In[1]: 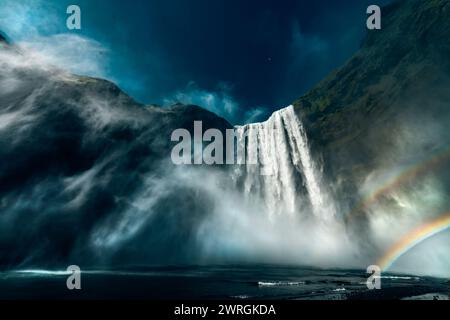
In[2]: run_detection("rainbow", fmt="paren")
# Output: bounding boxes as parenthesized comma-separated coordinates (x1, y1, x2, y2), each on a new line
(377, 214, 450, 271)
(345, 147, 450, 221)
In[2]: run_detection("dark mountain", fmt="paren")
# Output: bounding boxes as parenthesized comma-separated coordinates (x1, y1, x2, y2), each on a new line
(293, 0, 450, 211)
(0, 40, 231, 267)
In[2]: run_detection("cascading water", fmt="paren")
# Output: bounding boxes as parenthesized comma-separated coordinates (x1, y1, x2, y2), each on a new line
(234, 105, 334, 220)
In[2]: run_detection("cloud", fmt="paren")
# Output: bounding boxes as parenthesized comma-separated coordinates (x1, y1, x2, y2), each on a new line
(291, 22, 329, 59)
(285, 22, 332, 87)
(0, 0, 109, 79)
(243, 108, 268, 124)
(17, 34, 109, 78)
(0, 0, 61, 40)
(163, 82, 269, 124)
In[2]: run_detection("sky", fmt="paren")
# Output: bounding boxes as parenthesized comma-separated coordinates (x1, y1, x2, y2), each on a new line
(0, 0, 392, 123)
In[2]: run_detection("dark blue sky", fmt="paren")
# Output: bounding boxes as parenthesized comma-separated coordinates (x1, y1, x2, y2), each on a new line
(1, 0, 392, 123)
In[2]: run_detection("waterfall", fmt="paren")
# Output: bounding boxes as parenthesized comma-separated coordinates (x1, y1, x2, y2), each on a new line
(234, 105, 333, 219)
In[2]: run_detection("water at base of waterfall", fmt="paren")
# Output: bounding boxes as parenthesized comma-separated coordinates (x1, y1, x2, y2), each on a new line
(1, 265, 448, 300)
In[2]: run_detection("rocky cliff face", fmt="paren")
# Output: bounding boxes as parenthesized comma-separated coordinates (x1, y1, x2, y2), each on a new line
(293, 0, 450, 212)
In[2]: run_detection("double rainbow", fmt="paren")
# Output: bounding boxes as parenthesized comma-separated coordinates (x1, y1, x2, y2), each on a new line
(344, 147, 450, 270)
(346, 147, 450, 221)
